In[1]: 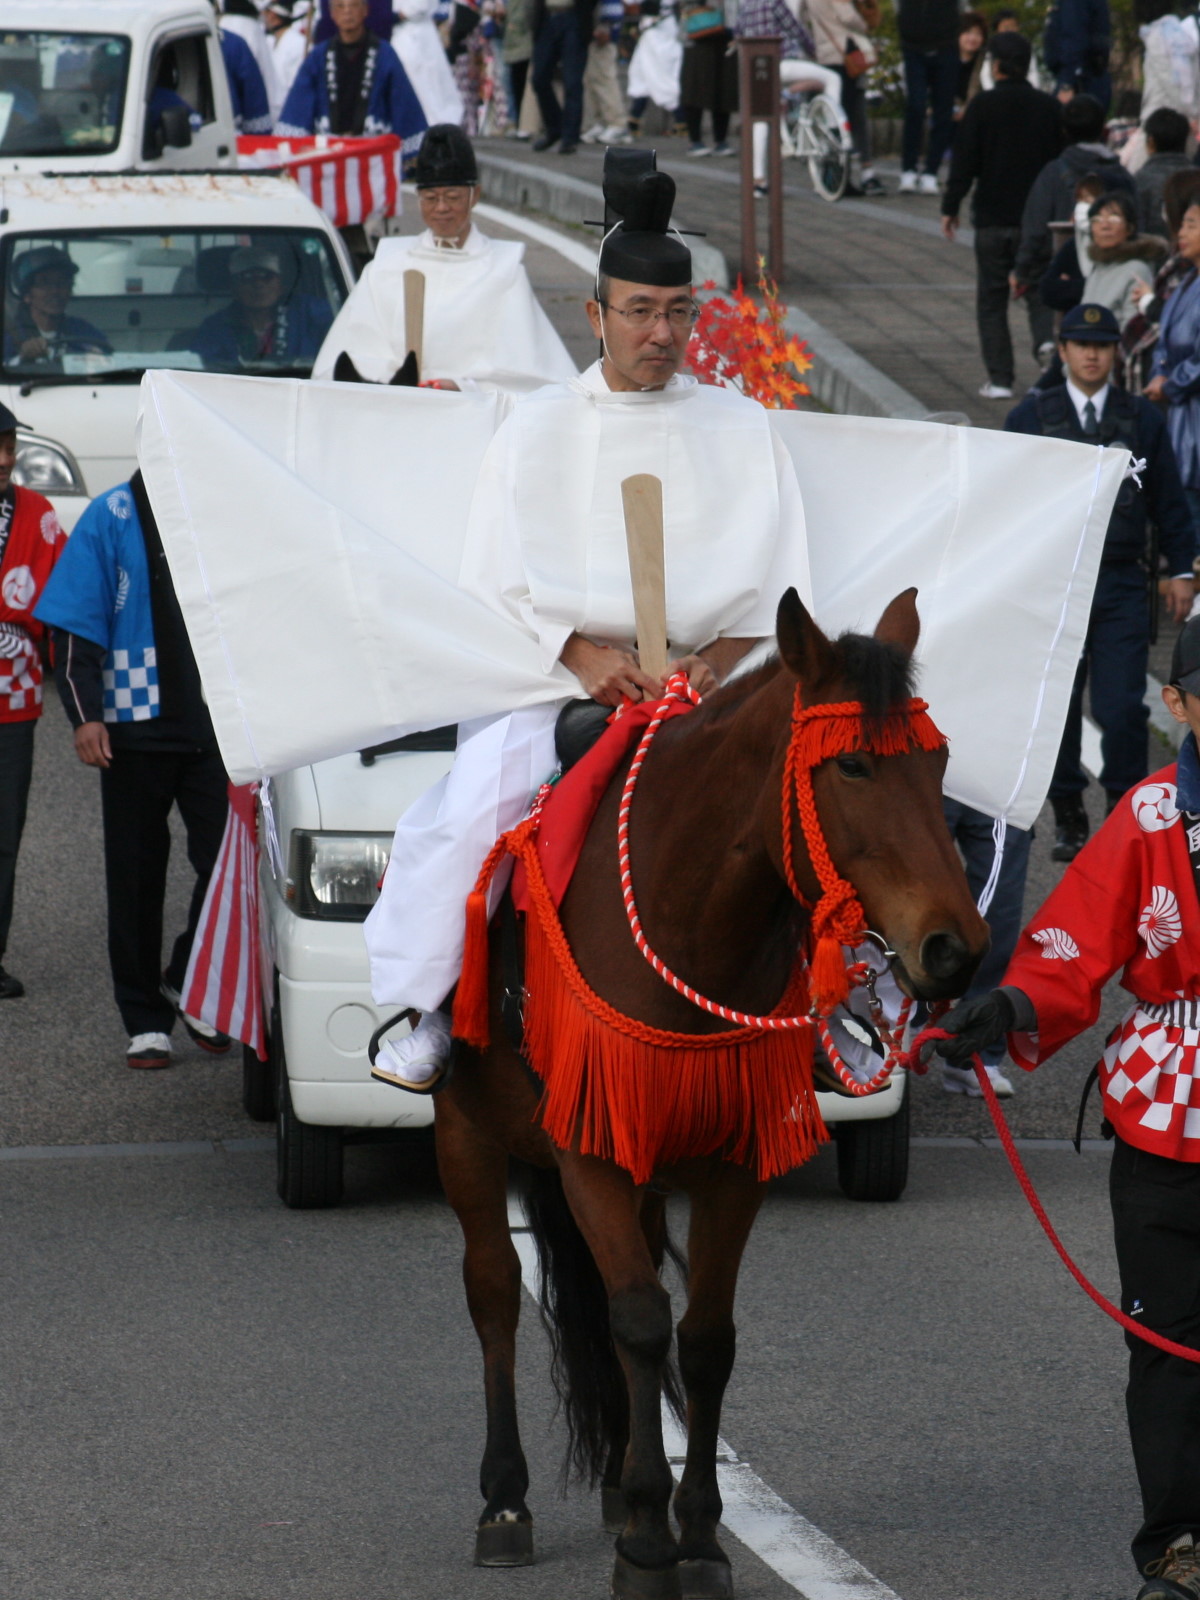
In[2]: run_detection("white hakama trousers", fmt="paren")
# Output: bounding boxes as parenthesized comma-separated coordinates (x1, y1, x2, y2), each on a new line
(364, 705, 561, 1011)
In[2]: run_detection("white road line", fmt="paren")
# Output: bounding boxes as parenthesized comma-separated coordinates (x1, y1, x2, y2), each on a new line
(472, 200, 599, 277)
(507, 1202, 902, 1600)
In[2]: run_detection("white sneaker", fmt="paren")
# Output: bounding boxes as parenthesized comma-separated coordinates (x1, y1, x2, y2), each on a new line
(899, 169, 918, 192)
(918, 172, 940, 194)
(687, 143, 712, 157)
(127, 1031, 172, 1069)
(580, 123, 606, 144)
(600, 124, 631, 144)
(371, 1010, 452, 1092)
(978, 380, 1014, 399)
(1037, 340, 1057, 370)
(942, 1062, 1015, 1098)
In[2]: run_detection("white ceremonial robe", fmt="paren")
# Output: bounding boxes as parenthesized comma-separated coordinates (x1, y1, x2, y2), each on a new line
(311, 224, 578, 392)
(271, 19, 310, 103)
(363, 361, 810, 1010)
(391, 0, 464, 127)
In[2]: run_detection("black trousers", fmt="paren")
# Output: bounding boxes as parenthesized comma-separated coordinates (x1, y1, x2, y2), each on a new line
(1050, 562, 1150, 803)
(0, 718, 36, 962)
(99, 745, 227, 1036)
(974, 224, 1054, 388)
(1111, 1137, 1200, 1574)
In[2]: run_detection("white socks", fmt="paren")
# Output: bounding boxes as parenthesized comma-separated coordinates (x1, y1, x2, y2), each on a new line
(377, 1009, 452, 1084)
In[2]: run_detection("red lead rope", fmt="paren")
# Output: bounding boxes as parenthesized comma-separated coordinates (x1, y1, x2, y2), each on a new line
(909, 1028, 1200, 1366)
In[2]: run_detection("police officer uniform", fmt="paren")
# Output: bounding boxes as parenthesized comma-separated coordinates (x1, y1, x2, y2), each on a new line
(1005, 303, 1196, 858)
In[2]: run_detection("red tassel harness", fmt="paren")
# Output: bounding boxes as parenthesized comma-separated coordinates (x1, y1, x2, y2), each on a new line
(452, 677, 946, 1185)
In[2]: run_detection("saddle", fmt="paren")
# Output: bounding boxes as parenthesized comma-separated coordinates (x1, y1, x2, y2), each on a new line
(555, 697, 610, 772)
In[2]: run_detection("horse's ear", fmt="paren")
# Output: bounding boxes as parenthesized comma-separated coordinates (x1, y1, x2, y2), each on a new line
(873, 588, 920, 658)
(333, 351, 368, 383)
(776, 587, 837, 684)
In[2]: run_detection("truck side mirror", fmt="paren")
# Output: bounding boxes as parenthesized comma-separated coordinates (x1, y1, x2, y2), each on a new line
(159, 105, 193, 150)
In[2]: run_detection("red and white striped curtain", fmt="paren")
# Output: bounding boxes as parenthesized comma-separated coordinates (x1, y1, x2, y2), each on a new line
(237, 134, 403, 228)
(182, 782, 265, 1059)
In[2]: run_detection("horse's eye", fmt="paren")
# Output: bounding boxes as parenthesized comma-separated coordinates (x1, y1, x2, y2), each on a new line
(835, 754, 870, 779)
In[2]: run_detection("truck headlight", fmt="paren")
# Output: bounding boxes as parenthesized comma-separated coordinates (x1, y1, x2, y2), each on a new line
(286, 830, 392, 921)
(13, 436, 86, 495)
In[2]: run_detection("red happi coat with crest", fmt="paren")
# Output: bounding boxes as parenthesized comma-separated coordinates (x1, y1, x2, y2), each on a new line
(1004, 762, 1200, 1162)
(0, 486, 66, 723)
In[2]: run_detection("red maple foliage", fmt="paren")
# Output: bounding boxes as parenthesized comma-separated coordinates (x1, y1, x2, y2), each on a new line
(687, 264, 813, 408)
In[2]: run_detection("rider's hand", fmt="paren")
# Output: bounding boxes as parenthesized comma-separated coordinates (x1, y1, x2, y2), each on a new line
(74, 721, 112, 769)
(671, 652, 718, 696)
(559, 636, 664, 707)
(932, 990, 1017, 1068)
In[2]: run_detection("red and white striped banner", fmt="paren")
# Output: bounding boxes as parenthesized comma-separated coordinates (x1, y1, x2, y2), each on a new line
(237, 134, 403, 228)
(182, 782, 265, 1059)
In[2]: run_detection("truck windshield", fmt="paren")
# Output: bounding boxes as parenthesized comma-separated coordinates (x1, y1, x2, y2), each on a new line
(1, 229, 349, 380)
(0, 32, 131, 157)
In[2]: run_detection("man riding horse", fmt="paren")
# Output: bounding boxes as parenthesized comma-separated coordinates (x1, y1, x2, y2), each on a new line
(363, 150, 811, 1092)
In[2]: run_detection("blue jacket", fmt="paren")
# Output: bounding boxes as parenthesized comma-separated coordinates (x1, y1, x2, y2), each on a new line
(1152, 268, 1200, 491)
(220, 30, 273, 133)
(34, 484, 159, 724)
(1005, 383, 1196, 573)
(189, 292, 333, 370)
(276, 35, 427, 154)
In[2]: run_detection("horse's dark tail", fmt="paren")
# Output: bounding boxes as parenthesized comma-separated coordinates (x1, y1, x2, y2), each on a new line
(521, 1164, 684, 1487)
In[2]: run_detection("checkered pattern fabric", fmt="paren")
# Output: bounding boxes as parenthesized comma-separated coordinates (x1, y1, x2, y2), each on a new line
(0, 646, 40, 716)
(1102, 1007, 1200, 1144)
(102, 647, 159, 722)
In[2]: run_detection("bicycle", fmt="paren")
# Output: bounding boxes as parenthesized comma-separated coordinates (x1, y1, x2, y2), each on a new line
(781, 85, 853, 202)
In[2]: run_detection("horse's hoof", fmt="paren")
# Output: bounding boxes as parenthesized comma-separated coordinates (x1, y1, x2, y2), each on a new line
(611, 1551, 682, 1599)
(602, 1484, 628, 1535)
(679, 1557, 734, 1599)
(474, 1517, 534, 1567)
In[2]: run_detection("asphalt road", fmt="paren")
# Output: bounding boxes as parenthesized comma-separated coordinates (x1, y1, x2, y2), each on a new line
(0, 203, 1160, 1600)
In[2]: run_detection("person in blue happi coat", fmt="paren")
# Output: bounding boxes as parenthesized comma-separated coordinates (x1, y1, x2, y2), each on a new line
(220, 27, 274, 132)
(276, 0, 427, 155)
(34, 476, 231, 1072)
(190, 245, 334, 369)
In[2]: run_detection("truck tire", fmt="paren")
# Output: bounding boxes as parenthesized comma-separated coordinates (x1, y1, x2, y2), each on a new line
(242, 1041, 276, 1123)
(275, 1024, 343, 1209)
(833, 1089, 910, 1202)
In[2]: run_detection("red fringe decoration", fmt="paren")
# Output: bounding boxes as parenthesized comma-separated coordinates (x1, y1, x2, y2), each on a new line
(453, 889, 492, 1049)
(523, 898, 826, 1185)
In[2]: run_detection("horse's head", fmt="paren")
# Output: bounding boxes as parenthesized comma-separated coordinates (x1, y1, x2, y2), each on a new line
(772, 586, 989, 1002)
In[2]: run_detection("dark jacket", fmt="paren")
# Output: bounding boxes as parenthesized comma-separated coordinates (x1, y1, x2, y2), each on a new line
(941, 78, 1063, 228)
(896, 0, 958, 50)
(1039, 237, 1084, 311)
(1135, 150, 1193, 239)
(1044, 0, 1110, 90)
(1005, 384, 1195, 572)
(1015, 142, 1135, 282)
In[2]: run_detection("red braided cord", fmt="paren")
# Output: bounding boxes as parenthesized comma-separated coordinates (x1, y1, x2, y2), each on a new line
(910, 1028, 1200, 1366)
(616, 673, 814, 1030)
(815, 994, 916, 1096)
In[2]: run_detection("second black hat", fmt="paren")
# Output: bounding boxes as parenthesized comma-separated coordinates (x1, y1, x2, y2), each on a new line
(413, 125, 478, 188)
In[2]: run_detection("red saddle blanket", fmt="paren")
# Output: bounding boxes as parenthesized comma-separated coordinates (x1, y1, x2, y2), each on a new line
(512, 696, 695, 913)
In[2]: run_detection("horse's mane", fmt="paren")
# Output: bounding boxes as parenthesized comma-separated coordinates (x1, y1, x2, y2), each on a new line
(691, 632, 916, 731)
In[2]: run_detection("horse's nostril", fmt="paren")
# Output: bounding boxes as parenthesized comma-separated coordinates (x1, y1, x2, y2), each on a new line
(920, 930, 972, 982)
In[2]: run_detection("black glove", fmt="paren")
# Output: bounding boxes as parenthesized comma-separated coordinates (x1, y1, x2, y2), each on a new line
(933, 990, 1017, 1068)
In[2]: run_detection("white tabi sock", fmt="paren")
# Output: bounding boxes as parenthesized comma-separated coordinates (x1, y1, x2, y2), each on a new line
(377, 1009, 452, 1084)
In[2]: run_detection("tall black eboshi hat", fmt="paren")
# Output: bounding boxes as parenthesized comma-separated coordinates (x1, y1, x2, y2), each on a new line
(598, 148, 691, 288)
(413, 124, 479, 188)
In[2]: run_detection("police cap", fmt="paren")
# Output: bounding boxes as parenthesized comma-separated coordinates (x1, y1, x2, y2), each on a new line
(1059, 303, 1121, 344)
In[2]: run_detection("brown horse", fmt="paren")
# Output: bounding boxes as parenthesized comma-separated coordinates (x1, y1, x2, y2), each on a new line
(433, 587, 989, 1600)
